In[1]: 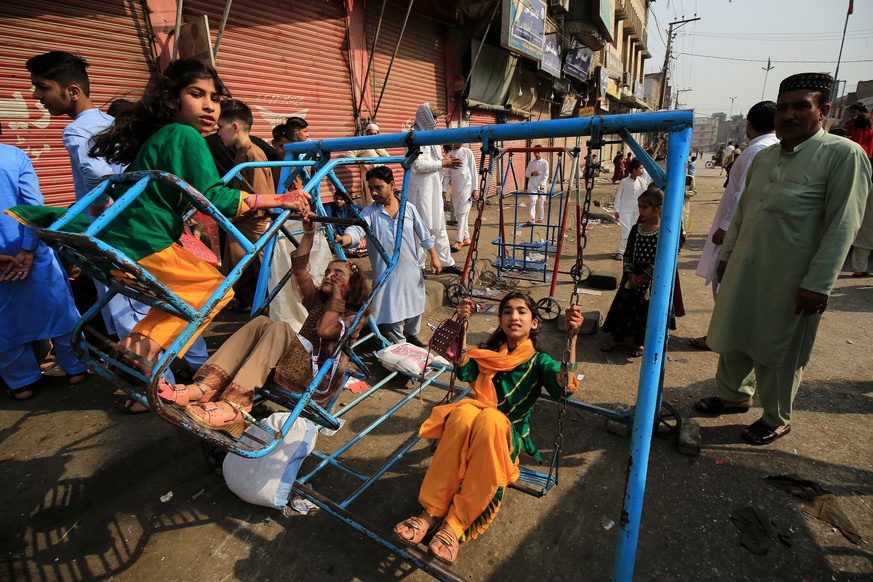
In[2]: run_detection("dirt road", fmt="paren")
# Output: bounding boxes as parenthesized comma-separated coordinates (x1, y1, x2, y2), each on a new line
(2, 167, 871, 581)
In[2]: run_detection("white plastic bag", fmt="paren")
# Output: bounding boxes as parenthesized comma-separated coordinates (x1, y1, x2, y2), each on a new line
(223, 413, 319, 509)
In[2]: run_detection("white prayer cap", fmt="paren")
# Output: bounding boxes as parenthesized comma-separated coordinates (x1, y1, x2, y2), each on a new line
(365, 123, 380, 133)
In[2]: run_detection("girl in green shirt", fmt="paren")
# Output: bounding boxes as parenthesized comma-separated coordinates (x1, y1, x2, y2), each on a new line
(8, 59, 311, 379)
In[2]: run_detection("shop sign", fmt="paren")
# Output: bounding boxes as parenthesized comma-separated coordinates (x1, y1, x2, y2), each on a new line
(501, 0, 546, 62)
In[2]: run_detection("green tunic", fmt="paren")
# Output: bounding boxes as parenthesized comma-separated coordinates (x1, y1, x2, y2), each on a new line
(7, 123, 244, 261)
(708, 129, 872, 368)
(457, 351, 565, 462)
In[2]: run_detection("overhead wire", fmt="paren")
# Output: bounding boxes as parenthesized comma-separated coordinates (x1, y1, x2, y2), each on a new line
(675, 52, 873, 64)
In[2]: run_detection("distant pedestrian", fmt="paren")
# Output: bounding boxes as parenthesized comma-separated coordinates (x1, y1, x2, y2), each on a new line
(695, 73, 871, 446)
(613, 159, 647, 260)
(524, 145, 549, 223)
(347, 122, 390, 205)
(611, 151, 625, 183)
(443, 143, 478, 251)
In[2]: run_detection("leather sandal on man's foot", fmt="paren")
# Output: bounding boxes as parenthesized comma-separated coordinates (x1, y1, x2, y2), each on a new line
(694, 396, 752, 416)
(688, 336, 710, 350)
(741, 419, 791, 446)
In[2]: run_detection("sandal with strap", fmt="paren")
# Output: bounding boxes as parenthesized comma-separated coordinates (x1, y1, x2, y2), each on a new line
(158, 381, 215, 408)
(694, 396, 752, 416)
(741, 419, 791, 446)
(394, 514, 443, 547)
(185, 400, 253, 439)
(428, 525, 459, 566)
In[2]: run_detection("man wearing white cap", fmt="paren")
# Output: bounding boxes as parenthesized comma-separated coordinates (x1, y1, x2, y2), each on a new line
(696, 72, 871, 446)
(347, 122, 390, 205)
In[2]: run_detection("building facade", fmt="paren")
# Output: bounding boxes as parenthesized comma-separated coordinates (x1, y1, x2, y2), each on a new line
(1, 0, 656, 206)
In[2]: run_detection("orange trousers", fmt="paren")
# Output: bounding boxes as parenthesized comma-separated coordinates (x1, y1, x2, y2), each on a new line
(418, 402, 516, 540)
(128, 244, 234, 357)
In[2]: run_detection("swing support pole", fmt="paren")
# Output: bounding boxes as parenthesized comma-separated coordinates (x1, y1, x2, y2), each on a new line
(612, 125, 692, 581)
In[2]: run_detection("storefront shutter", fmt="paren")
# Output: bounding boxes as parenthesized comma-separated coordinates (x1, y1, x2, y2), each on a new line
(0, 0, 155, 206)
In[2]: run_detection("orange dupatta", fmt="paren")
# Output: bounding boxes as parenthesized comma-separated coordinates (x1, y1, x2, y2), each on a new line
(419, 340, 535, 440)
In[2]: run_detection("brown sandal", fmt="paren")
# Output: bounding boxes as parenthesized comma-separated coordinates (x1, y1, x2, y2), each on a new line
(394, 514, 442, 546)
(428, 525, 459, 565)
(185, 400, 252, 439)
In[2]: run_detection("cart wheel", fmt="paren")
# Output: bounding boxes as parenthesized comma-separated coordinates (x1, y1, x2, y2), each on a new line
(653, 401, 681, 437)
(536, 297, 562, 321)
(570, 262, 592, 283)
(445, 282, 469, 307)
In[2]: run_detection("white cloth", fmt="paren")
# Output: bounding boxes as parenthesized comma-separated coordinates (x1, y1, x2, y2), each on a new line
(344, 202, 435, 325)
(268, 224, 332, 330)
(443, 146, 476, 241)
(408, 144, 454, 267)
(613, 174, 648, 254)
(696, 133, 780, 286)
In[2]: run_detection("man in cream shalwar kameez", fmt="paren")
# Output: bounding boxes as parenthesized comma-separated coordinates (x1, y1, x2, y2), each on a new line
(699, 73, 872, 445)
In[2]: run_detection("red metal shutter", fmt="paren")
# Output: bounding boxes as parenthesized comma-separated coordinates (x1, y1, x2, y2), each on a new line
(183, 0, 355, 144)
(363, 10, 447, 135)
(0, 1, 154, 207)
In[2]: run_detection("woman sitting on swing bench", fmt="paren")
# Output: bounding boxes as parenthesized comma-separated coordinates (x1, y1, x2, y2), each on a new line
(394, 291, 582, 565)
(158, 214, 370, 437)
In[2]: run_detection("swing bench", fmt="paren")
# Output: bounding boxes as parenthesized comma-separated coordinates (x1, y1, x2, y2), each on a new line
(39, 111, 694, 581)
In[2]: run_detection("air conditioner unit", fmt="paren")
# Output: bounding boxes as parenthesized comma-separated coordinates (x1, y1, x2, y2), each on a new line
(621, 71, 632, 87)
(549, 0, 570, 13)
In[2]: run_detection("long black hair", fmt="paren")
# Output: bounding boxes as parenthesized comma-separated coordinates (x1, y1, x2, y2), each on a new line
(90, 59, 230, 165)
(480, 292, 541, 351)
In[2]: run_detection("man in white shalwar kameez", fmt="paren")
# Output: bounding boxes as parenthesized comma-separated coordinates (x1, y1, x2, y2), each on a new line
(407, 103, 461, 275)
(695, 73, 872, 446)
(689, 101, 779, 350)
(612, 159, 648, 260)
(442, 143, 478, 250)
(338, 166, 441, 347)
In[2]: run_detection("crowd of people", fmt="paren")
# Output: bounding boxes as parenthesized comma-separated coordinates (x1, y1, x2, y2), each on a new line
(1, 53, 871, 566)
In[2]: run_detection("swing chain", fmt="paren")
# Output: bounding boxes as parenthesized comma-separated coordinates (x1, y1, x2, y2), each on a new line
(465, 146, 494, 292)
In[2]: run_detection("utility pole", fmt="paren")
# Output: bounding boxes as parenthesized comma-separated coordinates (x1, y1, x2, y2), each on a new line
(761, 58, 774, 100)
(728, 96, 738, 118)
(675, 88, 693, 110)
(831, 0, 854, 118)
(658, 16, 701, 110)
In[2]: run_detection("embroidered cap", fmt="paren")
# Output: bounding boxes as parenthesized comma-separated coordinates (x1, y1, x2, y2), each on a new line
(365, 122, 379, 133)
(778, 72, 833, 98)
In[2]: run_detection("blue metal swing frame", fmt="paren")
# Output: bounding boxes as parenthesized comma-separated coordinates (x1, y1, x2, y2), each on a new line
(37, 110, 692, 582)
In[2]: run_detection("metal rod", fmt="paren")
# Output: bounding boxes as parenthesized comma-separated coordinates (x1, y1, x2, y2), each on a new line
(612, 125, 692, 582)
(213, 0, 233, 59)
(279, 112, 694, 157)
(171, 0, 184, 62)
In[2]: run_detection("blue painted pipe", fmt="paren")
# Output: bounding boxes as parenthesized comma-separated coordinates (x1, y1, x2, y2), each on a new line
(612, 126, 692, 581)
(277, 111, 693, 155)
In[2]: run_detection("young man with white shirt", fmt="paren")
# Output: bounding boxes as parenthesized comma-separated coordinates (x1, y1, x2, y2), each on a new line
(612, 159, 648, 260)
(524, 146, 550, 222)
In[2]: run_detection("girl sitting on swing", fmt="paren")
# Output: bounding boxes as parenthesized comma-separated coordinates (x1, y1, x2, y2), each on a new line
(394, 292, 583, 565)
(6, 59, 311, 377)
(158, 214, 371, 437)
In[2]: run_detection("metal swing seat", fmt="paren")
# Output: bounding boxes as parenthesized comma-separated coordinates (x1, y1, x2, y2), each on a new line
(36, 152, 410, 459)
(39, 109, 694, 582)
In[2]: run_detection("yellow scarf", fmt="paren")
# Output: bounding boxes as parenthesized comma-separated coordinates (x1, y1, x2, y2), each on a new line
(468, 339, 536, 407)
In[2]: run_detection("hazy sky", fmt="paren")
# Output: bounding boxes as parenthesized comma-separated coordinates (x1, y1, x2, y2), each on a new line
(644, 0, 871, 117)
